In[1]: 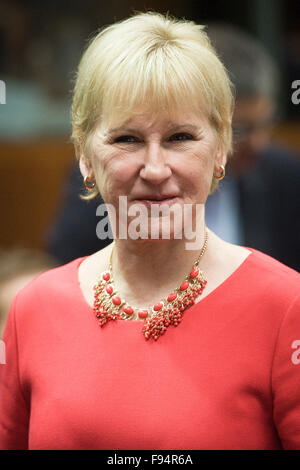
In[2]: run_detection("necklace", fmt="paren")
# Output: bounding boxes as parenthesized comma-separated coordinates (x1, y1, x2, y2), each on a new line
(93, 230, 208, 341)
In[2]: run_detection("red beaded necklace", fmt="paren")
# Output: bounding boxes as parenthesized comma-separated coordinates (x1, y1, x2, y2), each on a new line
(93, 230, 208, 341)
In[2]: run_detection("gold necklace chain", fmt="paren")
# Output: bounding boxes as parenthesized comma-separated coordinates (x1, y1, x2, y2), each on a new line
(106, 229, 209, 321)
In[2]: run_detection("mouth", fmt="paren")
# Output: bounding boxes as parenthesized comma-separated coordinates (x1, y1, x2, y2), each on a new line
(132, 196, 179, 207)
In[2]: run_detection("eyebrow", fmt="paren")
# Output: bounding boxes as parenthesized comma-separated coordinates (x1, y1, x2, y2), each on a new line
(105, 123, 201, 135)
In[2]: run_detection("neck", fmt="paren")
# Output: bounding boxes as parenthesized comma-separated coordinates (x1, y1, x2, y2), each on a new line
(110, 224, 210, 307)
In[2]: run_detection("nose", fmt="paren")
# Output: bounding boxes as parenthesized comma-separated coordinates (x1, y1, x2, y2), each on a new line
(139, 142, 172, 184)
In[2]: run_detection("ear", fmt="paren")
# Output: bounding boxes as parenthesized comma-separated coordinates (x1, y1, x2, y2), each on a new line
(214, 142, 227, 172)
(79, 155, 94, 179)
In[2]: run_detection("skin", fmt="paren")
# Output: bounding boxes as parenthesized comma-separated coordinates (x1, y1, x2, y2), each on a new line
(78, 110, 251, 314)
(87, 110, 222, 240)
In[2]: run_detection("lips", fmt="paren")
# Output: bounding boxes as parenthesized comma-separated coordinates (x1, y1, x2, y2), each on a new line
(132, 195, 179, 208)
(134, 194, 178, 201)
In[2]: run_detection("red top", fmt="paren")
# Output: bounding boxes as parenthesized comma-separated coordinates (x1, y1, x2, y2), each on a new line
(0, 248, 300, 450)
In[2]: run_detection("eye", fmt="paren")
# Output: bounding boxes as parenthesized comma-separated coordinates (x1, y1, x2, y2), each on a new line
(113, 135, 139, 143)
(168, 133, 194, 141)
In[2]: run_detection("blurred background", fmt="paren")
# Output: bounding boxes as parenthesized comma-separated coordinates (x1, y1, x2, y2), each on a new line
(0, 0, 299, 335)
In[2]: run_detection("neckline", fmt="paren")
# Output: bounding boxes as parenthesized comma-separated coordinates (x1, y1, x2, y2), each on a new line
(74, 247, 255, 322)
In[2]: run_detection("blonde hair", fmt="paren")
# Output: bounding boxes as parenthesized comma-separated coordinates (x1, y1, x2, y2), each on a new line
(71, 11, 234, 200)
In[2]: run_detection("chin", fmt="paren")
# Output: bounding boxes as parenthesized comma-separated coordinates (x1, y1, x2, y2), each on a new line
(130, 221, 184, 241)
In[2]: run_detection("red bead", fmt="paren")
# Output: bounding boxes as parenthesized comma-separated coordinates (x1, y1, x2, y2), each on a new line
(180, 281, 189, 291)
(102, 272, 110, 281)
(94, 266, 207, 340)
(105, 285, 113, 294)
(189, 268, 199, 279)
(153, 302, 163, 311)
(138, 310, 149, 319)
(112, 296, 121, 305)
(167, 292, 177, 302)
(122, 305, 134, 315)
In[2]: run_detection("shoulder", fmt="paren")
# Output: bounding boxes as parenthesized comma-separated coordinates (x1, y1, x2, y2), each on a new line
(241, 247, 300, 304)
(212, 231, 299, 294)
(246, 247, 299, 277)
(12, 256, 85, 320)
(218, 245, 300, 334)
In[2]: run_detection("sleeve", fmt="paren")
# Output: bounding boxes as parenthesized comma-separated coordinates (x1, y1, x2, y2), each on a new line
(272, 293, 300, 449)
(0, 294, 29, 449)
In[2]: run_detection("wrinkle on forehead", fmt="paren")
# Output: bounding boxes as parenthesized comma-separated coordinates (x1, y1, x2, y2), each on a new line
(98, 100, 209, 133)
(101, 109, 210, 137)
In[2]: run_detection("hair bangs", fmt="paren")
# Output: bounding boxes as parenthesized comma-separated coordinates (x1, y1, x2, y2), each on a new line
(99, 44, 214, 132)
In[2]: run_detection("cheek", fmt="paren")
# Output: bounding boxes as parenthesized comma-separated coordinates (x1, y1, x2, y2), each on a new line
(186, 144, 215, 178)
(92, 148, 138, 202)
(177, 146, 215, 199)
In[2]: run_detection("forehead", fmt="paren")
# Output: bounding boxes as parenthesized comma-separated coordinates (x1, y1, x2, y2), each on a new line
(102, 109, 211, 134)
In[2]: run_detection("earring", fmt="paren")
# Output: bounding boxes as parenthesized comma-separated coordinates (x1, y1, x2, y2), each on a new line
(213, 165, 226, 180)
(83, 175, 96, 190)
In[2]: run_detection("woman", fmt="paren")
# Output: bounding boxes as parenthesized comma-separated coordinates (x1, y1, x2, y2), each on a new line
(0, 11, 299, 450)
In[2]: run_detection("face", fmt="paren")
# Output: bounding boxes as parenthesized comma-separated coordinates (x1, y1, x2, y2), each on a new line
(80, 110, 226, 240)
